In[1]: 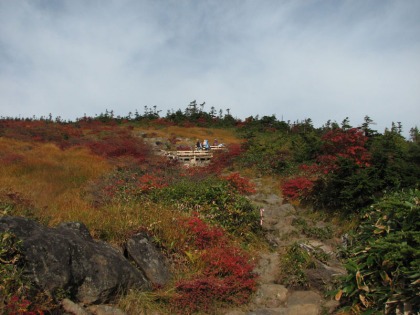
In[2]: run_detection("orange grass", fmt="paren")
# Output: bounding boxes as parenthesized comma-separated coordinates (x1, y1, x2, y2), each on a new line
(0, 127, 248, 246)
(0, 138, 192, 246)
(134, 126, 242, 146)
(0, 138, 111, 226)
(84, 201, 191, 248)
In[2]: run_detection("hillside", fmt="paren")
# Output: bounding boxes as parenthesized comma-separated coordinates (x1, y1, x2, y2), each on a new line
(0, 112, 419, 314)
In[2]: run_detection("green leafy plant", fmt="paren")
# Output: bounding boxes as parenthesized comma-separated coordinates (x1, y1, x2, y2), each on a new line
(278, 243, 312, 289)
(291, 217, 333, 240)
(330, 189, 420, 314)
(150, 176, 260, 237)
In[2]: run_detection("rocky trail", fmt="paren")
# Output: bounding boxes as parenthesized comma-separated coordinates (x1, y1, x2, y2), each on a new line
(0, 174, 346, 315)
(225, 179, 346, 315)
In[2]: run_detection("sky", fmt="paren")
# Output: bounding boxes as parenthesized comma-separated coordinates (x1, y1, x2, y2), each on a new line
(1, 0, 419, 137)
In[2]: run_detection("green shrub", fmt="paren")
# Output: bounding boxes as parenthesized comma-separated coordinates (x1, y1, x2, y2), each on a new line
(150, 177, 260, 237)
(331, 189, 420, 314)
(291, 217, 333, 240)
(278, 242, 313, 289)
(311, 157, 376, 213)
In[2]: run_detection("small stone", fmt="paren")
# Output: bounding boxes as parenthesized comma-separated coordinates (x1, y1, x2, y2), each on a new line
(323, 299, 340, 314)
(224, 311, 246, 315)
(266, 194, 283, 205)
(282, 304, 320, 315)
(253, 253, 280, 284)
(254, 284, 288, 308)
(246, 310, 279, 315)
(287, 291, 323, 306)
(87, 305, 127, 315)
(61, 299, 90, 315)
(279, 204, 295, 213)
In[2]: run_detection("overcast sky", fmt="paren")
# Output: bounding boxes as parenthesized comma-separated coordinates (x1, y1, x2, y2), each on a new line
(1, 0, 419, 136)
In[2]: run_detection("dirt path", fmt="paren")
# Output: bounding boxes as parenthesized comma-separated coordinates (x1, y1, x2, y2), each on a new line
(225, 179, 345, 315)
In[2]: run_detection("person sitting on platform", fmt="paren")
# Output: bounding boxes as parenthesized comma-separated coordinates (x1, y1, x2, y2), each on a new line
(204, 139, 210, 150)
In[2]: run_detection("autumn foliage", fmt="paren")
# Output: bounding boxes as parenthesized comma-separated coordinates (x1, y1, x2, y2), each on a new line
(220, 172, 256, 195)
(282, 177, 314, 201)
(282, 128, 371, 204)
(317, 128, 370, 171)
(171, 214, 257, 313)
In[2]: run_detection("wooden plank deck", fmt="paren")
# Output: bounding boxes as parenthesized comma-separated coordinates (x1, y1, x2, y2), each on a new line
(162, 146, 226, 163)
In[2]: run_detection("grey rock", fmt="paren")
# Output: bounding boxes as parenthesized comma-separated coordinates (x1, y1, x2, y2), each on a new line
(323, 299, 340, 314)
(249, 193, 266, 201)
(126, 232, 171, 285)
(224, 311, 247, 315)
(247, 306, 318, 315)
(247, 310, 280, 315)
(304, 261, 346, 292)
(57, 222, 93, 241)
(287, 291, 323, 306)
(265, 194, 284, 205)
(271, 204, 295, 218)
(0, 216, 150, 305)
(282, 304, 320, 315)
(273, 223, 297, 237)
(61, 298, 90, 315)
(87, 304, 127, 315)
(253, 253, 280, 284)
(253, 284, 288, 308)
(265, 233, 280, 247)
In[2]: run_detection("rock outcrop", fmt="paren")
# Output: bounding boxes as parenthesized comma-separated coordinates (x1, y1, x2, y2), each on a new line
(0, 216, 150, 305)
(126, 232, 171, 286)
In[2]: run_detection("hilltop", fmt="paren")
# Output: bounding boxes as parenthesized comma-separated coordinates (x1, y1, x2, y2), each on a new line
(0, 108, 419, 314)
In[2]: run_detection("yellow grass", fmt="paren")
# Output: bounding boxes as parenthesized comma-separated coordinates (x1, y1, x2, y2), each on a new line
(0, 137, 192, 244)
(0, 131, 264, 314)
(134, 125, 242, 146)
(0, 138, 111, 226)
(0, 127, 250, 244)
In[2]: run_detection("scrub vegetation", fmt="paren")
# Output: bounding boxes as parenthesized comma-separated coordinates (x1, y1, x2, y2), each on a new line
(1, 102, 419, 314)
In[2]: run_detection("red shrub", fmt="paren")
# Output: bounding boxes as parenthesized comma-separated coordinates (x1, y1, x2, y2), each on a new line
(172, 215, 257, 313)
(221, 172, 256, 195)
(282, 177, 314, 201)
(1, 153, 24, 164)
(5, 295, 44, 315)
(281, 128, 372, 203)
(207, 143, 245, 174)
(136, 173, 167, 192)
(235, 120, 245, 128)
(181, 121, 197, 128)
(151, 118, 176, 126)
(96, 170, 168, 204)
(197, 117, 207, 126)
(319, 128, 370, 169)
(169, 136, 178, 145)
(85, 133, 149, 164)
(177, 145, 192, 151)
(180, 214, 226, 249)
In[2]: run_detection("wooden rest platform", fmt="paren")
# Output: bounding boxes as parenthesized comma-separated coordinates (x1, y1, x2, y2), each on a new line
(162, 146, 226, 163)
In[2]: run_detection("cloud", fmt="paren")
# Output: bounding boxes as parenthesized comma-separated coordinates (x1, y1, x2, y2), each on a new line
(0, 0, 419, 135)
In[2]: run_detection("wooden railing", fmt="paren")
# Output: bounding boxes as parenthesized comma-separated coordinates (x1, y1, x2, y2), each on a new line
(162, 146, 226, 162)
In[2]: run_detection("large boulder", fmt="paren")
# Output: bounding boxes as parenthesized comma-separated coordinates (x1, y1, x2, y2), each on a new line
(0, 216, 150, 304)
(126, 232, 171, 286)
